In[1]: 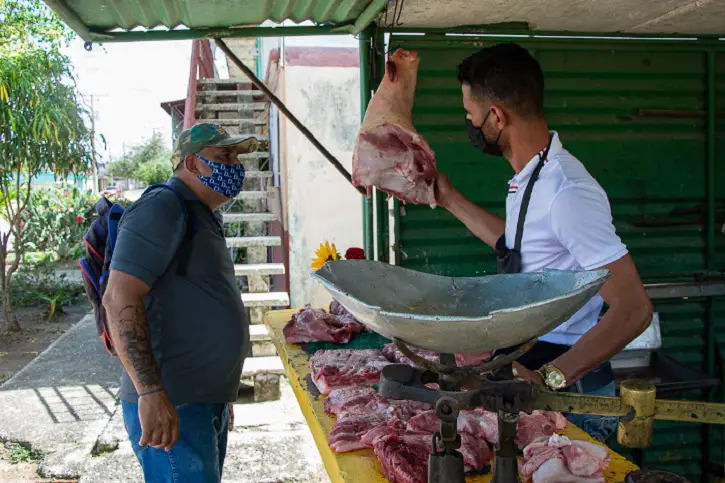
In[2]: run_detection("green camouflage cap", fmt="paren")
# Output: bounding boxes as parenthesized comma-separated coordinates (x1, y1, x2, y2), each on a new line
(172, 123, 258, 169)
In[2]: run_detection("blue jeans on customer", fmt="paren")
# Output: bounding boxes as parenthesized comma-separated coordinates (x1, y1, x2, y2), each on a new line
(122, 401, 229, 483)
(565, 380, 618, 443)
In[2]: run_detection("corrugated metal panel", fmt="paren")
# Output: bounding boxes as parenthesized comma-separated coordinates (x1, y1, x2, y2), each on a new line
(390, 34, 724, 479)
(53, 0, 380, 30)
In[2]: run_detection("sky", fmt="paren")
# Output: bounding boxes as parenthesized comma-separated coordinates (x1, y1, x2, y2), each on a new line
(63, 38, 192, 164)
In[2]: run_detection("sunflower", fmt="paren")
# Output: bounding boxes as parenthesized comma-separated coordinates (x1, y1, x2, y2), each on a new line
(311, 241, 341, 269)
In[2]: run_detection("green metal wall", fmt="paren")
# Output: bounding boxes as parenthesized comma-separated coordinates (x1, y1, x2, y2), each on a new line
(387, 34, 725, 480)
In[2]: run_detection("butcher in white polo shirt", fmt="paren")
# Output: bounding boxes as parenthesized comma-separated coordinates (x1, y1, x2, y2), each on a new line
(434, 43, 653, 441)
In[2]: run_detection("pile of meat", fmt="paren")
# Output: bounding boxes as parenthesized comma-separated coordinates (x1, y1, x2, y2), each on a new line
(324, 386, 490, 482)
(520, 434, 610, 482)
(309, 345, 494, 396)
(309, 348, 608, 482)
(283, 301, 365, 344)
(352, 48, 438, 206)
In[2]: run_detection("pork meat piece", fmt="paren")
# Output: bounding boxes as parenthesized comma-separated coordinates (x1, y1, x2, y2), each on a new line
(520, 434, 609, 482)
(373, 433, 430, 483)
(455, 351, 493, 367)
(373, 428, 488, 480)
(370, 396, 432, 421)
(352, 49, 437, 206)
(562, 440, 610, 477)
(532, 458, 605, 483)
(329, 412, 388, 452)
(382, 343, 493, 370)
(407, 408, 498, 445)
(283, 305, 364, 344)
(310, 349, 391, 395)
(516, 411, 567, 448)
(382, 343, 440, 367)
(323, 386, 377, 417)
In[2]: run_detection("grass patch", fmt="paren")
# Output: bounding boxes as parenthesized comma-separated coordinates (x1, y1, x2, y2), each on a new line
(7, 442, 44, 464)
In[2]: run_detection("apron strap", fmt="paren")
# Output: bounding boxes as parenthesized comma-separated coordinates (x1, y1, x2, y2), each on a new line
(512, 134, 553, 253)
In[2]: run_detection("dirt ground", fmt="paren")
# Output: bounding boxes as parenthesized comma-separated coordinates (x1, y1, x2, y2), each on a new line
(0, 301, 91, 386)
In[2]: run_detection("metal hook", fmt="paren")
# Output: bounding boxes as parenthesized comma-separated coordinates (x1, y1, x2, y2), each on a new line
(83, 42, 93, 52)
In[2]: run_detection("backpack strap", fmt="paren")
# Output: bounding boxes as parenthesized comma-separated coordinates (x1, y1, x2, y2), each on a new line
(143, 183, 196, 276)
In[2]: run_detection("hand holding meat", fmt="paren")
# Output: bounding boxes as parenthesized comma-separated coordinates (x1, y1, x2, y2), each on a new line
(433, 171, 456, 209)
(352, 49, 437, 206)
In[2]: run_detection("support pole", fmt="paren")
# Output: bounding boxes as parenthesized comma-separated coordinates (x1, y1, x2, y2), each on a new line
(214, 38, 364, 196)
(359, 29, 375, 259)
(373, 28, 389, 263)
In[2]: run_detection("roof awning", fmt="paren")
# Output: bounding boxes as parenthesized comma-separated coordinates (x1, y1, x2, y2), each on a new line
(392, 0, 725, 36)
(42, 0, 389, 43)
(44, 0, 725, 44)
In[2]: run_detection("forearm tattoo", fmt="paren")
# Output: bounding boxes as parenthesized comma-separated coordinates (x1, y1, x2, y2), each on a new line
(117, 304, 161, 389)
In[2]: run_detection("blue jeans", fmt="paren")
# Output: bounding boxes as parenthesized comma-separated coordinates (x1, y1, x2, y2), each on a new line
(122, 401, 229, 483)
(565, 381, 618, 442)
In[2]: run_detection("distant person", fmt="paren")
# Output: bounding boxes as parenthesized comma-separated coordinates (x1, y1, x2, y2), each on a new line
(434, 43, 652, 441)
(103, 123, 257, 482)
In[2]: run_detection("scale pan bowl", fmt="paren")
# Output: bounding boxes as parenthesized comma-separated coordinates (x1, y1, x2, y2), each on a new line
(311, 261, 609, 354)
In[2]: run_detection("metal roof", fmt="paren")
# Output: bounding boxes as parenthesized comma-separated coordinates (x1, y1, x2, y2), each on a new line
(42, 0, 389, 42)
(45, 0, 725, 43)
(390, 0, 725, 36)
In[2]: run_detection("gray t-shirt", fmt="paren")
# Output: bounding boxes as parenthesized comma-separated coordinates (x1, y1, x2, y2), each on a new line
(111, 177, 249, 404)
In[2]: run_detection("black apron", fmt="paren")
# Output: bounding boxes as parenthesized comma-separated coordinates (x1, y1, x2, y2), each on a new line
(494, 136, 614, 392)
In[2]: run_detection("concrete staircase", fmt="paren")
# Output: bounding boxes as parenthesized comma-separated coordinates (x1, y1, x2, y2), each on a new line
(197, 78, 288, 401)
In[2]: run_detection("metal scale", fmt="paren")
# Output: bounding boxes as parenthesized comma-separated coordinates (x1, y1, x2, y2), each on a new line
(313, 261, 725, 483)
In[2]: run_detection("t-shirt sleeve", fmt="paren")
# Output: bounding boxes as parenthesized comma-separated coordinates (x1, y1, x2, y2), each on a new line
(110, 191, 186, 287)
(550, 184, 628, 270)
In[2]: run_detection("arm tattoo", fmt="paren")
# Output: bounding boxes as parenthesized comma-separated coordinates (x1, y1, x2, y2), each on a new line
(116, 304, 162, 389)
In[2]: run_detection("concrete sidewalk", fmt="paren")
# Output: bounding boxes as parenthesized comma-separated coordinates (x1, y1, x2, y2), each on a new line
(0, 314, 328, 482)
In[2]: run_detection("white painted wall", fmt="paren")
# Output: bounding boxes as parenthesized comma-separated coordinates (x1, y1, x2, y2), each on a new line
(280, 64, 362, 308)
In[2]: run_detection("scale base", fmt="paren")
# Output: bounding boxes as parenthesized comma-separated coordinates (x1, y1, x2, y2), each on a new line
(428, 451, 465, 483)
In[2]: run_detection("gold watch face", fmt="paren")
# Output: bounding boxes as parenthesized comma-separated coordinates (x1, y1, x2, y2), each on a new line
(545, 368, 567, 389)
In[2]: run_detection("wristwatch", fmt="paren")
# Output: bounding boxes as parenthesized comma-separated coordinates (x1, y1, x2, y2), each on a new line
(537, 363, 568, 391)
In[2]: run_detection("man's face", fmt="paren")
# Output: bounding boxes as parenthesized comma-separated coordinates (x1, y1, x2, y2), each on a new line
(189, 145, 241, 177)
(461, 83, 488, 128)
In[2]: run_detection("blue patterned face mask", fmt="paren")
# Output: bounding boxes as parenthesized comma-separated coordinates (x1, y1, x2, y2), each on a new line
(195, 155, 246, 199)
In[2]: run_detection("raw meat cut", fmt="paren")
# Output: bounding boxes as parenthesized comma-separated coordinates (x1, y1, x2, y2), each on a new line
(352, 48, 437, 206)
(324, 387, 432, 453)
(531, 458, 605, 483)
(382, 343, 493, 369)
(520, 434, 610, 483)
(372, 422, 490, 477)
(382, 343, 439, 367)
(310, 349, 391, 395)
(407, 408, 499, 445)
(323, 386, 377, 417)
(373, 432, 429, 483)
(517, 410, 569, 448)
(283, 304, 364, 344)
(329, 412, 388, 452)
(408, 407, 565, 448)
(328, 299, 359, 324)
(455, 351, 493, 367)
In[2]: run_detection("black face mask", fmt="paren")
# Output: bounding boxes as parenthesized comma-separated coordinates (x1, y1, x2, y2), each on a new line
(466, 112, 503, 157)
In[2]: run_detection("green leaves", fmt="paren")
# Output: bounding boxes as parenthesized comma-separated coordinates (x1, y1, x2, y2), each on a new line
(0, 0, 72, 54)
(107, 132, 173, 185)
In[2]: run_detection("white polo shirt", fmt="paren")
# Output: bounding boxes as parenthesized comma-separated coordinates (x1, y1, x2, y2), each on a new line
(504, 131, 628, 346)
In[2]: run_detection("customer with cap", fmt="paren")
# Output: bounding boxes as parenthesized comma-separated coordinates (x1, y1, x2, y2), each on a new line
(434, 43, 653, 441)
(103, 123, 258, 481)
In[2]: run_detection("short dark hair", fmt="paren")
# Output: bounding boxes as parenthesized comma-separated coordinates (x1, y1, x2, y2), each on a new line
(457, 43, 544, 118)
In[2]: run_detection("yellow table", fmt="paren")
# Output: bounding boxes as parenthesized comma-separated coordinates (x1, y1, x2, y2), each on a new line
(265, 309, 638, 482)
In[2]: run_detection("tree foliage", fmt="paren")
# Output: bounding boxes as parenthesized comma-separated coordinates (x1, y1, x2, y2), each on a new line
(0, 0, 93, 332)
(108, 132, 173, 186)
